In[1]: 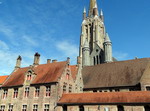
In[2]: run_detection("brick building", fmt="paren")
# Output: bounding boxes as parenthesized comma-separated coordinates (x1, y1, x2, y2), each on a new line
(0, 0, 150, 111)
(0, 53, 80, 111)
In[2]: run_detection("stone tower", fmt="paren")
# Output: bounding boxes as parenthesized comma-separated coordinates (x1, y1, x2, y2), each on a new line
(79, 0, 113, 66)
(82, 39, 90, 66)
(104, 33, 112, 63)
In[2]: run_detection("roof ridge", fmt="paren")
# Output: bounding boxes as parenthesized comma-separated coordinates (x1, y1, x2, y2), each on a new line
(62, 91, 149, 95)
(84, 57, 150, 68)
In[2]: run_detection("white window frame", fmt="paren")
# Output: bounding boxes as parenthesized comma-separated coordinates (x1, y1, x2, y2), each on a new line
(22, 105, 27, 111)
(44, 104, 50, 111)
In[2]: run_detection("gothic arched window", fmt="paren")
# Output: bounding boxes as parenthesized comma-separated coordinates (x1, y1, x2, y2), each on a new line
(93, 57, 96, 65)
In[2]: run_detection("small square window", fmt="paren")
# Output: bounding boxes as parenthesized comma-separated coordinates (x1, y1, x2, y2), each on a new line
(44, 104, 49, 111)
(8, 105, 13, 111)
(63, 84, 67, 93)
(0, 105, 5, 111)
(22, 105, 27, 111)
(69, 85, 72, 93)
(33, 104, 38, 111)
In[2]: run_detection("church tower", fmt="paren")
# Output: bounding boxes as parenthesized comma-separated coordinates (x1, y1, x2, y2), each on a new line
(79, 0, 113, 66)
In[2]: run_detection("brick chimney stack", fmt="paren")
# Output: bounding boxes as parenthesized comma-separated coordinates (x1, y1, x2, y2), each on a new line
(47, 59, 51, 64)
(33, 52, 40, 65)
(15, 55, 22, 69)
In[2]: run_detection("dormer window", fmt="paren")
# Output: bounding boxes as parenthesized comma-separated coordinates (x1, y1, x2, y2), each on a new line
(27, 72, 32, 81)
(66, 73, 69, 80)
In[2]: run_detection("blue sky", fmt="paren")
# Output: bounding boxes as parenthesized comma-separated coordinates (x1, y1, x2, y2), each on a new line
(0, 0, 150, 75)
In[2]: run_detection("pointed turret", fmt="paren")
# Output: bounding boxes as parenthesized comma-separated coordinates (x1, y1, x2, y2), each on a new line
(83, 39, 89, 48)
(105, 33, 111, 42)
(100, 9, 104, 22)
(104, 33, 112, 63)
(93, 1, 99, 16)
(82, 39, 90, 66)
(15, 55, 22, 69)
(83, 7, 86, 20)
(88, 0, 98, 17)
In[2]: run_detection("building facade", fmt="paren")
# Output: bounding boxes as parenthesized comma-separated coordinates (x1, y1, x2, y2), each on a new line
(0, 53, 80, 111)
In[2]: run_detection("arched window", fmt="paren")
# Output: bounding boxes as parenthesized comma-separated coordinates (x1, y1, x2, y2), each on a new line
(117, 105, 124, 111)
(144, 105, 150, 111)
(79, 105, 84, 111)
(93, 57, 96, 65)
(97, 55, 99, 64)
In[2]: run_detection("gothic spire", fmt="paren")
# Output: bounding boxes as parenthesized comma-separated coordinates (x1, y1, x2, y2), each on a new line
(100, 9, 103, 16)
(83, 7, 86, 13)
(104, 33, 111, 43)
(83, 38, 89, 48)
(83, 7, 86, 20)
(88, 0, 98, 17)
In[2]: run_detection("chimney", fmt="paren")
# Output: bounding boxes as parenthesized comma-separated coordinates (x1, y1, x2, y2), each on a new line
(47, 59, 51, 64)
(15, 55, 22, 68)
(67, 57, 70, 64)
(52, 60, 57, 63)
(33, 52, 40, 65)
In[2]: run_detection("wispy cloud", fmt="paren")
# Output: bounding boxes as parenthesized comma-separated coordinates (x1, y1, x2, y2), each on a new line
(0, 24, 14, 38)
(56, 41, 78, 56)
(22, 35, 38, 47)
(56, 40, 78, 64)
(113, 51, 129, 60)
(0, 40, 9, 50)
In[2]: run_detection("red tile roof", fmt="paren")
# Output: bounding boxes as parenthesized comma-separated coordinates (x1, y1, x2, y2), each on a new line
(82, 58, 150, 89)
(2, 61, 67, 87)
(70, 65, 78, 80)
(32, 61, 67, 84)
(58, 91, 150, 105)
(2, 67, 29, 87)
(0, 75, 9, 84)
